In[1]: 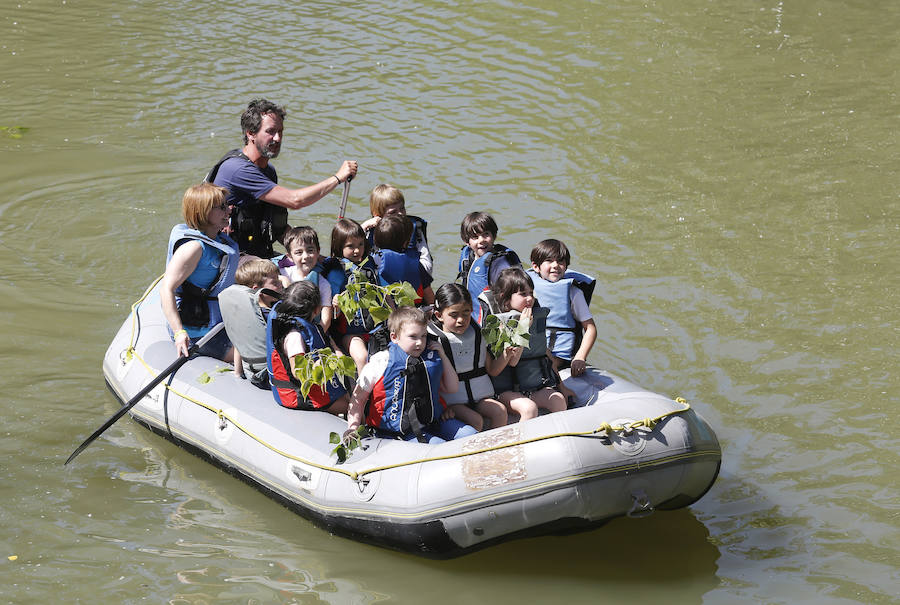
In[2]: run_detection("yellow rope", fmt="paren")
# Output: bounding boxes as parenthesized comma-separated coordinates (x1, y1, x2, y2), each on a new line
(123, 280, 695, 482)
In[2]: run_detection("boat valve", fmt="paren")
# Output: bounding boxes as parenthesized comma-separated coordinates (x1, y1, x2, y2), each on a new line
(627, 489, 654, 518)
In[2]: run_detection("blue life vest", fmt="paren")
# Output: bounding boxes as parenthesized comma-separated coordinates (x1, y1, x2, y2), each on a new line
(366, 215, 428, 255)
(489, 305, 556, 394)
(457, 244, 520, 324)
(265, 304, 347, 410)
(427, 321, 494, 406)
(366, 343, 444, 439)
(377, 248, 424, 302)
(526, 269, 596, 360)
(324, 256, 379, 335)
(166, 224, 239, 335)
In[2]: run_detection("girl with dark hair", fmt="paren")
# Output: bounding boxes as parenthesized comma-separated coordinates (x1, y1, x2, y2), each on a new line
(266, 281, 350, 414)
(489, 268, 567, 420)
(323, 218, 379, 373)
(427, 284, 509, 431)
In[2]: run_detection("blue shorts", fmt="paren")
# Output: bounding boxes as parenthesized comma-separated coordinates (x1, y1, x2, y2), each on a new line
(195, 329, 232, 361)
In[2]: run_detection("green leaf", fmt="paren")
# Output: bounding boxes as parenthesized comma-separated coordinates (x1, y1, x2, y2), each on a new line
(197, 372, 211, 384)
(329, 431, 341, 444)
(1, 126, 29, 139)
(369, 306, 390, 324)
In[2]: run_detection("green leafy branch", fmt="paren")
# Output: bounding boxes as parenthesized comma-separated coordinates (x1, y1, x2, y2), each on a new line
(482, 313, 531, 357)
(335, 270, 418, 325)
(291, 347, 357, 399)
(329, 426, 368, 463)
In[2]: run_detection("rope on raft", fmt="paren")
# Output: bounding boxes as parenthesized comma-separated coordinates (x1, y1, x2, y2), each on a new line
(123, 278, 696, 482)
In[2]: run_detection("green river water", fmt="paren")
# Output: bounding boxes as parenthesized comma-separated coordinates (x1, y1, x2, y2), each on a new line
(1, 1, 897, 603)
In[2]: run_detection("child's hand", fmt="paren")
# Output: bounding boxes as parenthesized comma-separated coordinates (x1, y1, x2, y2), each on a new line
(503, 346, 522, 360)
(571, 358, 587, 376)
(520, 305, 533, 323)
(361, 216, 381, 231)
(441, 406, 456, 421)
(427, 339, 442, 352)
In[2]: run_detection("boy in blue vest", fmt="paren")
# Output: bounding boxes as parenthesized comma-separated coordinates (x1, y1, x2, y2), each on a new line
(373, 215, 435, 305)
(457, 212, 521, 324)
(361, 183, 433, 276)
(345, 307, 477, 444)
(528, 239, 597, 377)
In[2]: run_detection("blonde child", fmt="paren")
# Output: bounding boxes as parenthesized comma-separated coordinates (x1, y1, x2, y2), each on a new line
(346, 307, 476, 443)
(219, 258, 283, 382)
(361, 184, 433, 276)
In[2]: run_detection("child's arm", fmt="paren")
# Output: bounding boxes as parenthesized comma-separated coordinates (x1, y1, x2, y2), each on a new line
(346, 384, 372, 434)
(571, 319, 597, 376)
(233, 348, 245, 378)
(431, 342, 459, 394)
(318, 280, 333, 332)
(485, 346, 521, 375)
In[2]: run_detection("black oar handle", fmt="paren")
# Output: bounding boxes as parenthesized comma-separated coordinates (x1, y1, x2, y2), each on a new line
(65, 322, 226, 465)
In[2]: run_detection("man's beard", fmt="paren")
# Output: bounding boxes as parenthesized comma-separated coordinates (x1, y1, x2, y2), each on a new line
(256, 140, 280, 159)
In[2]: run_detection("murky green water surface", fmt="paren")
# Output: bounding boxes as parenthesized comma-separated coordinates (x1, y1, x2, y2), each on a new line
(1, 1, 897, 603)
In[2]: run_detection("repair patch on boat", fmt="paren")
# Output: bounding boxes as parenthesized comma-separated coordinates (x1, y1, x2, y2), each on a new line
(461, 426, 526, 490)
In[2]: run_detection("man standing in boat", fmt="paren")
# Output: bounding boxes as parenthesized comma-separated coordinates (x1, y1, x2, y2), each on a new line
(207, 99, 358, 258)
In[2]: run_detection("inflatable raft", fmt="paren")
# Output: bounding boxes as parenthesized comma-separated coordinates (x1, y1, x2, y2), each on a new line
(100, 279, 721, 558)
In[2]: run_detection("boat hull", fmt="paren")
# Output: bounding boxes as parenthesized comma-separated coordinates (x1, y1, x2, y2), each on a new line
(100, 281, 721, 557)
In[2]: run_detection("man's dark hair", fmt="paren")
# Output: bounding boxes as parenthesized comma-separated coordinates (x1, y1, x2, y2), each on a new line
(241, 99, 286, 144)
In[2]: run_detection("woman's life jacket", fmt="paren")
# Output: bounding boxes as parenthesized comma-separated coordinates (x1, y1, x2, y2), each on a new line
(205, 149, 288, 258)
(166, 224, 239, 334)
(325, 256, 380, 335)
(265, 304, 347, 410)
(427, 321, 494, 405)
(526, 269, 596, 361)
(366, 342, 444, 439)
(457, 244, 520, 324)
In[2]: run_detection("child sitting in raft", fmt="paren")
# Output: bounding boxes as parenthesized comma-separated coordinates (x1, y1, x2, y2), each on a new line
(279, 226, 334, 332)
(266, 280, 350, 415)
(323, 218, 380, 374)
(361, 183, 433, 276)
(427, 284, 509, 432)
(457, 211, 521, 324)
(487, 267, 567, 421)
(345, 306, 477, 444)
(528, 239, 597, 377)
(219, 259, 284, 384)
(373, 215, 435, 305)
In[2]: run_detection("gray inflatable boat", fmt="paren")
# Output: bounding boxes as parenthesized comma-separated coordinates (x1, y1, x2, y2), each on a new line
(100, 280, 721, 558)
